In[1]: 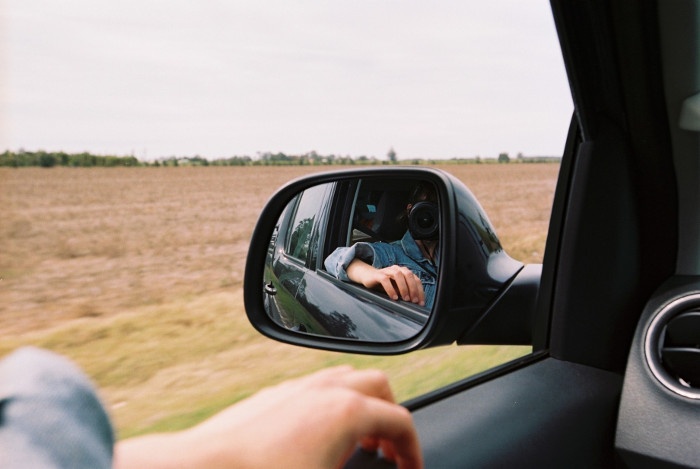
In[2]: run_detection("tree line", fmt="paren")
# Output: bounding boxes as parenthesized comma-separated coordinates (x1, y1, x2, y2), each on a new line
(0, 150, 140, 168)
(0, 149, 560, 168)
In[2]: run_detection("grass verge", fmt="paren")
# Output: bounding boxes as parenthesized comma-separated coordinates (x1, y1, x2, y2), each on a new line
(1, 290, 529, 439)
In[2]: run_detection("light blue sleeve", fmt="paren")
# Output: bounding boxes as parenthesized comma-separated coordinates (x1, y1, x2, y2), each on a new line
(324, 243, 376, 281)
(0, 347, 114, 469)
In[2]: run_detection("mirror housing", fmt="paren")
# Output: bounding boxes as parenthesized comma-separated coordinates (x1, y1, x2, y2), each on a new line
(244, 167, 535, 354)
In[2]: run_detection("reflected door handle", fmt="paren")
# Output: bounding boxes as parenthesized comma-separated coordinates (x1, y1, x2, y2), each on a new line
(264, 283, 277, 296)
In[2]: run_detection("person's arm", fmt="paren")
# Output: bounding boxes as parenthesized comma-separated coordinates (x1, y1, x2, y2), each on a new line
(345, 259, 425, 307)
(324, 244, 371, 281)
(113, 366, 422, 469)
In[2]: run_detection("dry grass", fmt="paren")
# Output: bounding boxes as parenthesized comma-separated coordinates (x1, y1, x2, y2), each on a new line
(0, 163, 558, 438)
(0, 167, 331, 334)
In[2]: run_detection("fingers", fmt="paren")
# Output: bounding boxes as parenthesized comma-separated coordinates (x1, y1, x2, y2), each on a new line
(350, 395, 423, 469)
(346, 260, 426, 307)
(377, 266, 425, 306)
(305, 367, 423, 469)
(337, 368, 396, 403)
(295, 366, 395, 403)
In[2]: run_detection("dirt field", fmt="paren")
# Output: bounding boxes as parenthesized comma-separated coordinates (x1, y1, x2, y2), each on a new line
(0, 163, 559, 437)
(0, 164, 557, 334)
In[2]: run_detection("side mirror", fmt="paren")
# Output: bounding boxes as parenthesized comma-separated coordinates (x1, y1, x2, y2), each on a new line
(244, 168, 538, 354)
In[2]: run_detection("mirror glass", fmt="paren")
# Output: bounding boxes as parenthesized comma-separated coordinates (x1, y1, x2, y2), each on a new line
(263, 176, 440, 342)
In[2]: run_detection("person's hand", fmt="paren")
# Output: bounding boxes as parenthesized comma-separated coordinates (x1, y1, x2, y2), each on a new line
(346, 260, 425, 307)
(114, 366, 422, 469)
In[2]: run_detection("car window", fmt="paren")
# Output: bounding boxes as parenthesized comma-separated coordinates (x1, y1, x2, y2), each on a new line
(3, 0, 571, 438)
(286, 183, 328, 263)
(347, 178, 439, 247)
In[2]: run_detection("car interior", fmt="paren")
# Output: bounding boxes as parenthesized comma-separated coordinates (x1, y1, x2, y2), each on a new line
(348, 181, 412, 245)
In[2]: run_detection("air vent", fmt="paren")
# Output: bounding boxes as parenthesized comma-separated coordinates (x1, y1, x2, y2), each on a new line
(645, 295, 700, 399)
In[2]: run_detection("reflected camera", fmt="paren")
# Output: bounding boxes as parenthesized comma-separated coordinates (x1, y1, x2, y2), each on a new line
(408, 201, 439, 240)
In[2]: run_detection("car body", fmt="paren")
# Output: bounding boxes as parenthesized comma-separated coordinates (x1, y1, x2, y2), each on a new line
(245, 1, 700, 467)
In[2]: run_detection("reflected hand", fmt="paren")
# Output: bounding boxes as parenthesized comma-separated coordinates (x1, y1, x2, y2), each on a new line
(346, 260, 426, 307)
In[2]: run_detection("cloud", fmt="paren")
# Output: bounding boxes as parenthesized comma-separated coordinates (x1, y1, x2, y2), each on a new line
(2, 0, 571, 159)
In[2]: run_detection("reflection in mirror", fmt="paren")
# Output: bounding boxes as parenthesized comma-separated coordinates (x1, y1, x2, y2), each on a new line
(262, 177, 439, 342)
(327, 179, 439, 308)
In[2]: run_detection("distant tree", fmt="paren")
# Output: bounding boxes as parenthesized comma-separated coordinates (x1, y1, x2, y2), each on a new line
(0, 151, 15, 167)
(38, 152, 56, 168)
(311, 152, 323, 165)
(387, 147, 397, 164)
(498, 152, 510, 164)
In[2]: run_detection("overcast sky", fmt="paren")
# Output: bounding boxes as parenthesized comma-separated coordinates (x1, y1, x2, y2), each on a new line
(1, 1, 572, 161)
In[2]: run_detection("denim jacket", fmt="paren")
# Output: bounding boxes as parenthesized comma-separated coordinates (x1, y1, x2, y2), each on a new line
(0, 347, 114, 468)
(324, 231, 438, 309)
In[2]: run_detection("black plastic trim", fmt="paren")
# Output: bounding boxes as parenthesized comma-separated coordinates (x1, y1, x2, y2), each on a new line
(617, 277, 700, 469)
(346, 357, 623, 468)
(402, 351, 548, 411)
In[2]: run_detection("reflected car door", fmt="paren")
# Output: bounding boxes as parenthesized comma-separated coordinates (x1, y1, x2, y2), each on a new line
(265, 183, 331, 333)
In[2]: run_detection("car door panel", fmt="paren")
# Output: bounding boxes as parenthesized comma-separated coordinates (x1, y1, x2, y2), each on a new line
(412, 358, 621, 468)
(296, 269, 426, 341)
(343, 357, 622, 469)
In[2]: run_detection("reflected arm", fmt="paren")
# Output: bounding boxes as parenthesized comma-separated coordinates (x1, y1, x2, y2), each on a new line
(345, 259, 425, 307)
(325, 244, 374, 281)
(325, 244, 426, 307)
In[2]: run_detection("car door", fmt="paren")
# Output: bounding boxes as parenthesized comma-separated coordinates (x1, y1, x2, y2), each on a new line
(264, 183, 331, 332)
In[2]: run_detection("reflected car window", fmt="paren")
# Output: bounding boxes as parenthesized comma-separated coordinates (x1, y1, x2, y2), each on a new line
(286, 184, 328, 262)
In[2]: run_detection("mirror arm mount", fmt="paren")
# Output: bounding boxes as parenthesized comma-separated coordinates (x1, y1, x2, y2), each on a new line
(456, 264, 541, 345)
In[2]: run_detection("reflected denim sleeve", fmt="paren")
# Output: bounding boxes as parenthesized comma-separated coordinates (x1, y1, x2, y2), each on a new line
(366, 241, 399, 269)
(324, 243, 376, 281)
(0, 347, 114, 469)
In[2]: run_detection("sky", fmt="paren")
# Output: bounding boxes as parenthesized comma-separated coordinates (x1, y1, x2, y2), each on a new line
(1, 1, 573, 161)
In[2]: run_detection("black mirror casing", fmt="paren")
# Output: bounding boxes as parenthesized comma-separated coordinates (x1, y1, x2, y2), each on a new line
(244, 167, 527, 354)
